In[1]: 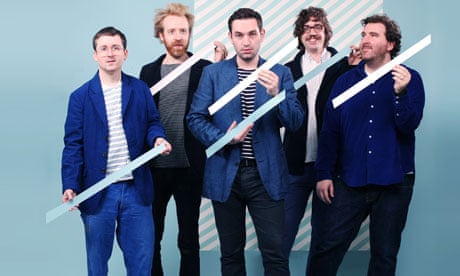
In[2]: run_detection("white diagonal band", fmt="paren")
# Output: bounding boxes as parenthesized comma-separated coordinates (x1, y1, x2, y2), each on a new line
(332, 34, 431, 108)
(207, 39, 298, 115)
(150, 44, 213, 96)
(46, 143, 166, 224)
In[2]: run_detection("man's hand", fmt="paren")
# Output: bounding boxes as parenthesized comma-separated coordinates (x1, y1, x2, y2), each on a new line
(62, 189, 78, 211)
(316, 179, 334, 204)
(392, 64, 411, 94)
(258, 69, 279, 96)
(227, 121, 253, 144)
(213, 41, 228, 62)
(154, 137, 172, 156)
(348, 45, 362, 65)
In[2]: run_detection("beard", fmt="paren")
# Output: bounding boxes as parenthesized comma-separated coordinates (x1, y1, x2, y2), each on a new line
(165, 40, 189, 59)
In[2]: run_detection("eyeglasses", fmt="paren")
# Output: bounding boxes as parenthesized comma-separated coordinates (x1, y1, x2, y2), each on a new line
(303, 24, 324, 33)
(96, 45, 124, 55)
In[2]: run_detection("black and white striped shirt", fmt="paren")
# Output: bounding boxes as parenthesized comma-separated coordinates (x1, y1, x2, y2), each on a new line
(102, 83, 132, 180)
(238, 68, 256, 159)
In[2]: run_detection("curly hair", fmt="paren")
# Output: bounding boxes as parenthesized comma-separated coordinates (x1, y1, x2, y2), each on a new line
(154, 3, 194, 38)
(361, 14, 401, 58)
(293, 7, 333, 50)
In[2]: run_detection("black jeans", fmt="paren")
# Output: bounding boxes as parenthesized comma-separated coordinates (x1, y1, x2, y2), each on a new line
(307, 174, 415, 276)
(212, 165, 289, 276)
(150, 167, 202, 276)
(283, 162, 316, 257)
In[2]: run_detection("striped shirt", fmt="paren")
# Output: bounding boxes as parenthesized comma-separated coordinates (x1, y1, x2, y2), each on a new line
(102, 83, 132, 180)
(238, 68, 256, 159)
(153, 64, 190, 168)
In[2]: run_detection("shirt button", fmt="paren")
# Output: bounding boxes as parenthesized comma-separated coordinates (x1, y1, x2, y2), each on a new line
(370, 105, 374, 109)
(372, 91, 376, 94)
(395, 100, 399, 104)
(369, 119, 373, 123)
(396, 113, 400, 117)
(368, 150, 372, 154)
(369, 135, 372, 139)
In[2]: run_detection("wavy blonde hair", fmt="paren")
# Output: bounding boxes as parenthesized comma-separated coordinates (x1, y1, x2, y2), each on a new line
(154, 3, 194, 38)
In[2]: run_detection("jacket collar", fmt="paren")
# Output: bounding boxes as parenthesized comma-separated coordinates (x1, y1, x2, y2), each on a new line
(88, 71, 131, 124)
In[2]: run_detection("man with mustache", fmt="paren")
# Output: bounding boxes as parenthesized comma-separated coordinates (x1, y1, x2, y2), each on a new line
(139, 3, 227, 276)
(282, 6, 360, 258)
(308, 14, 425, 275)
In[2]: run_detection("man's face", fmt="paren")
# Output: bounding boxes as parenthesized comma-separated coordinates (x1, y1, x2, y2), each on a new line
(229, 18, 265, 64)
(159, 15, 190, 59)
(93, 35, 127, 74)
(359, 22, 394, 62)
(301, 18, 326, 54)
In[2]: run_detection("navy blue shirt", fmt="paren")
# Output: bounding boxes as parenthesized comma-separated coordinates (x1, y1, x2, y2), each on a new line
(315, 62, 425, 187)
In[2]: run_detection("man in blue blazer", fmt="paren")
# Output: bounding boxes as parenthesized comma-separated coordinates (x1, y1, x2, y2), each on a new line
(187, 8, 303, 276)
(61, 26, 171, 276)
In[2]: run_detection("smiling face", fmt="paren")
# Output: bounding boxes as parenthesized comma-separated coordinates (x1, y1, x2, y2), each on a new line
(229, 18, 265, 68)
(159, 15, 191, 60)
(93, 34, 127, 74)
(301, 18, 326, 55)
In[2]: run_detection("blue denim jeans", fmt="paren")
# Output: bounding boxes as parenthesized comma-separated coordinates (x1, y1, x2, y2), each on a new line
(212, 165, 289, 276)
(307, 174, 414, 276)
(284, 162, 316, 257)
(81, 181, 154, 276)
(150, 167, 202, 276)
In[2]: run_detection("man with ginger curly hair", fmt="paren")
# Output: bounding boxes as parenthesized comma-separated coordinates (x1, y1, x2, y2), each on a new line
(139, 3, 226, 276)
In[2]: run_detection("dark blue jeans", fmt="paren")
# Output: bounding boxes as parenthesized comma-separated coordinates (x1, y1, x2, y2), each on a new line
(150, 167, 202, 276)
(212, 165, 289, 276)
(284, 163, 316, 257)
(81, 181, 154, 276)
(307, 174, 414, 276)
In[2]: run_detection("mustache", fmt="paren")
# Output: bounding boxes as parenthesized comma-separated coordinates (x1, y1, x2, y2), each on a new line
(306, 35, 321, 40)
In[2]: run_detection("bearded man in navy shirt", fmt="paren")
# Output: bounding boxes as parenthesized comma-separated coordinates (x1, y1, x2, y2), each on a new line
(308, 14, 425, 276)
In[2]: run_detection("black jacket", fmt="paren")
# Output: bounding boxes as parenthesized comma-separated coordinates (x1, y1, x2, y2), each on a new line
(139, 52, 211, 177)
(283, 47, 353, 175)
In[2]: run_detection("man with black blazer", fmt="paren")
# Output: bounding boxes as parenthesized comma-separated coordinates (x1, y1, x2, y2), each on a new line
(139, 3, 226, 276)
(282, 6, 360, 258)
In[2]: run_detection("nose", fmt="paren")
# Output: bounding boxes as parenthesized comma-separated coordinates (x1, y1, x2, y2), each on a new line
(361, 34, 371, 43)
(242, 34, 251, 45)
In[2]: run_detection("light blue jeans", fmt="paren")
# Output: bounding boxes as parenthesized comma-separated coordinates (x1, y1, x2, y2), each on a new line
(81, 181, 154, 276)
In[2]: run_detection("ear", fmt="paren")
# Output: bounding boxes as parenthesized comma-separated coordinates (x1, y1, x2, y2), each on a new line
(228, 31, 232, 40)
(387, 41, 395, 53)
(260, 28, 266, 41)
(159, 32, 165, 43)
(93, 51, 97, 62)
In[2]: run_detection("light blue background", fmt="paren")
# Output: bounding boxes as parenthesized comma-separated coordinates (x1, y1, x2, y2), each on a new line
(0, 0, 458, 275)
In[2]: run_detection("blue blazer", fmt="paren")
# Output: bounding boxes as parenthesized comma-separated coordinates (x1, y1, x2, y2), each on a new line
(186, 56, 304, 202)
(61, 72, 166, 213)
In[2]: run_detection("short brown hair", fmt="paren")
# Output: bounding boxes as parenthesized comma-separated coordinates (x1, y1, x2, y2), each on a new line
(92, 26, 127, 50)
(228, 8, 263, 33)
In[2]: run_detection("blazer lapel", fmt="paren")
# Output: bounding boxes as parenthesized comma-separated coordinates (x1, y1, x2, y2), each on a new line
(88, 73, 108, 126)
(121, 73, 132, 117)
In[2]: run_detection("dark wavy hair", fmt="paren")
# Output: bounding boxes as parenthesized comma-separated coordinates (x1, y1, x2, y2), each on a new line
(361, 14, 401, 58)
(293, 7, 333, 50)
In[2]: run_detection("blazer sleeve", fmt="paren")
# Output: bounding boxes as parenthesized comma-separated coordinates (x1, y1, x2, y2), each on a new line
(186, 66, 226, 147)
(276, 66, 304, 132)
(61, 91, 85, 193)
